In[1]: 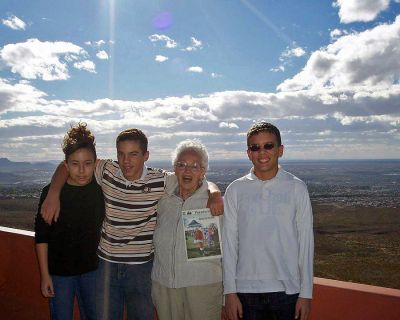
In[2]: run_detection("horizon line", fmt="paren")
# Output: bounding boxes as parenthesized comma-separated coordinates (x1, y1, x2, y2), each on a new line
(1, 157, 400, 164)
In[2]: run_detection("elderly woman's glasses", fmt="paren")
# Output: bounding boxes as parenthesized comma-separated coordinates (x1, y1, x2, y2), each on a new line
(175, 161, 203, 173)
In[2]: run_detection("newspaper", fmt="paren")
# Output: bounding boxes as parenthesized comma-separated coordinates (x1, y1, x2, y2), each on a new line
(182, 208, 222, 261)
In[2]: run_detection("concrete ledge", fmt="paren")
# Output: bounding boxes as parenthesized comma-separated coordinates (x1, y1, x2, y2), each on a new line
(314, 277, 400, 297)
(0, 226, 35, 237)
(1, 227, 399, 320)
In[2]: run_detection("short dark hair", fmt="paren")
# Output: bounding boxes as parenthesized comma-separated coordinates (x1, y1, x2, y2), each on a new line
(247, 122, 282, 146)
(116, 128, 148, 153)
(62, 122, 96, 161)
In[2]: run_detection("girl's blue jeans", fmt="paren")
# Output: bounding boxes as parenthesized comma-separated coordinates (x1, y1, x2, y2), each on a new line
(49, 270, 97, 320)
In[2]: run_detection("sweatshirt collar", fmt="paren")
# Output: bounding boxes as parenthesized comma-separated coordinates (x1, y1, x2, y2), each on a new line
(168, 177, 208, 198)
(246, 166, 282, 182)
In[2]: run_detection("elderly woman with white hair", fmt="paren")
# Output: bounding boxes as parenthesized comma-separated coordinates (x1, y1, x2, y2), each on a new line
(151, 139, 224, 320)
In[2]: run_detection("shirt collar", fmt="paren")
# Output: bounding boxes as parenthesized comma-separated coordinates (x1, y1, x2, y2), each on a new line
(116, 165, 148, 186)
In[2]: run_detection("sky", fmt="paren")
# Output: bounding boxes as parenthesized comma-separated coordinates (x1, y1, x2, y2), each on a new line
(0, 0, 399, 162)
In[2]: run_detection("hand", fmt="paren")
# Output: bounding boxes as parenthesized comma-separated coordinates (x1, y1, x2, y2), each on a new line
(40, 274, 55, 298)
(207, 192, 224, 216)
(40, 193, 60, 224)
(225, 293, 243, 320)
(221, 306, 228, 320)
(295, 297, 311, 320)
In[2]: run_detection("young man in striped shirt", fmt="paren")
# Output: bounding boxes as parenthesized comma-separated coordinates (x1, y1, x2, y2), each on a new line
(41, 128, 223, 320)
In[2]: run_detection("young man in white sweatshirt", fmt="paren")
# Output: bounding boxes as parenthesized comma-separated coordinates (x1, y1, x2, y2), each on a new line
(223, 122, 314, 320)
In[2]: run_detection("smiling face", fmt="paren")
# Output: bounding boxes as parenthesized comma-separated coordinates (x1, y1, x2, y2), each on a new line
(65, 148, 96, 186)
(117, 140, 149, 181)
(247, 131, 284, 181)
(174, 150, 205, 199)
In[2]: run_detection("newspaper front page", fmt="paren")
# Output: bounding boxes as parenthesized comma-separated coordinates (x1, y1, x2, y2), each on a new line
(182, 208, 222, 261)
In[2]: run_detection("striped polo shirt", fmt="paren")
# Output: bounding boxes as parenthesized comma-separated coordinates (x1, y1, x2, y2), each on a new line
(95, 159, 174, 264)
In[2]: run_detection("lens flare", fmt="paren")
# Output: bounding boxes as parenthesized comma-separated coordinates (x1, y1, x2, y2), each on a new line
(152, 12, 172, 30)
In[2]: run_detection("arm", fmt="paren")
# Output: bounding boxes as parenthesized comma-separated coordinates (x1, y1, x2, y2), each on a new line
(40, 162, 68, 224)
(222, 186, 241, 319)
(35, 186, 55, 297)
(206, 181, 224, 216)
(295, 183, 314, 320)
(221, 306, 228, 320)
(225, 293, 243, 320)
(35, 243, 55, 298)
(295, 297, 311, 320)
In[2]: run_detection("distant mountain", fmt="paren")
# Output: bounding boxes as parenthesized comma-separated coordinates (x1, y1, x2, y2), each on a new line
(0, 158, 56, 186)
(0, 158, 57, 171)
(0, 171, 22, 184)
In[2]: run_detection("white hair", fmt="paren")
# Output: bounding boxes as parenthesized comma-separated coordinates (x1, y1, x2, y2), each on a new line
(172, 139, 209, 170)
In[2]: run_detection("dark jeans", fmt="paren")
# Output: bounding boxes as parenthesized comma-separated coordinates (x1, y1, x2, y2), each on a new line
(237, 292, 299, 320)
(49, 270, 97, 320)
(96, 259, 154, 320)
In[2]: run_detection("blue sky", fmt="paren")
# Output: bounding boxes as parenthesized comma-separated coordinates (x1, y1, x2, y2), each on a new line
(0, 0, 399, 161)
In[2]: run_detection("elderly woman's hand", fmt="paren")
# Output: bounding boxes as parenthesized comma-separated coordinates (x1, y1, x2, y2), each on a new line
(207, 186, 224, 216)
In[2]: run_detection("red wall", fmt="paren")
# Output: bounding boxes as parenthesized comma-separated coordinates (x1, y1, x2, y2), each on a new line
(0, 227, 80, 320)
(0, 227, 51, 319)
(311, 278, 400, 320)
(1, 227, 399, 320)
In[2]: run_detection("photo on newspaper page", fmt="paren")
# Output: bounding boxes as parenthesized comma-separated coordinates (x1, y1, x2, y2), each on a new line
(182, 208, 222, 261)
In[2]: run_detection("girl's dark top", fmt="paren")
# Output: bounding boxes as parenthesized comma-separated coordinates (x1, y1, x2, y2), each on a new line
(35, 177, 105, 276)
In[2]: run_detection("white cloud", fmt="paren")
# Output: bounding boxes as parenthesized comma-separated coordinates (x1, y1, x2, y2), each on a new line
(219, 122, 239, 129)
(1, 18, 400, 160)
(2, 15, 26, 30)
(278, 16, 400, 92)
(96, 50, 109, 60)
(95, 40, 106, 46)
(318, 130, 331, 136)
(191, 37, 202, 47)
(73, 60, 96, 73)
(85, 40, 106, 47)
(0, 78, 47, 113)
(271, 46, 306, 73)
(0, 38, 92, 81)
(211, 72, 223, 78)
(2, 79, 398, 126)
(184, 37, 203, 51)
(282, 47, 306, 58)
(1, 80, 399, 160)
(329, 29, 349, 40)
(333, 112, 400, 126)
(155, 55, 168, 62)
(187, 66, 203, 73)
(330, 28, 343, 39)
(333, 0, 391, 23)
(148, 34, 177, 48)
(270, 66, 285, 73)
